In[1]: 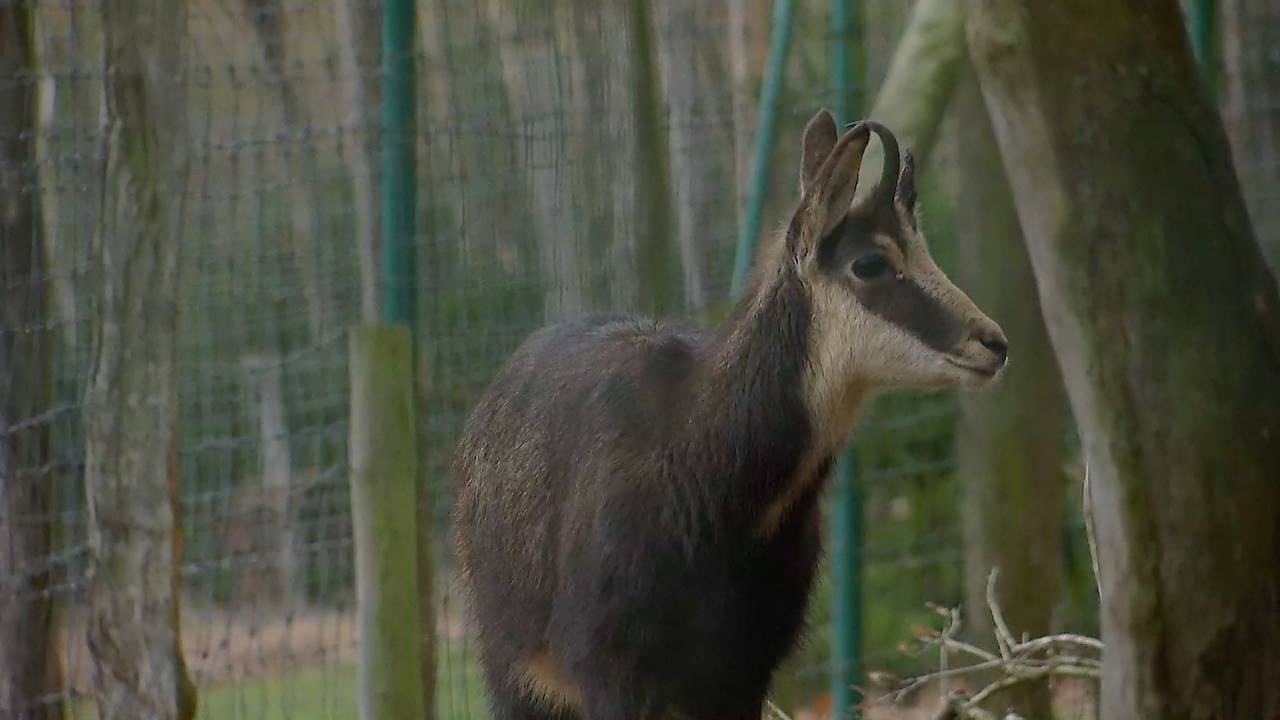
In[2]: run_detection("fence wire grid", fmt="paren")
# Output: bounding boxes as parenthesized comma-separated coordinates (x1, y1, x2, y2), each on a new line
(2, 0, 1274, 719)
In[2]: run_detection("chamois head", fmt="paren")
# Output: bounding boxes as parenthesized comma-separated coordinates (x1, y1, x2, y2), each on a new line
(783, 110, 1007, 411)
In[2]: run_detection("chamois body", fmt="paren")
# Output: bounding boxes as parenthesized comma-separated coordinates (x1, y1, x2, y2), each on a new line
(455, 274, 825, 720)
(454, 115, 1008, 720)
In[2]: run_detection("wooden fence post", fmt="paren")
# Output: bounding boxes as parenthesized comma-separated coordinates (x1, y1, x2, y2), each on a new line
(349, 325, 426, 720)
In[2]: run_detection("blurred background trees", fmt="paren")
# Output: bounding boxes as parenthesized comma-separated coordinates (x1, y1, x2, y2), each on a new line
(1, 5, 62, 718)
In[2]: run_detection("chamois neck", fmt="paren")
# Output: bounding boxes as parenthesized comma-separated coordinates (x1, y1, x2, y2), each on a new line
(707, 265, 870, 454)
(676, 267, 835, 533)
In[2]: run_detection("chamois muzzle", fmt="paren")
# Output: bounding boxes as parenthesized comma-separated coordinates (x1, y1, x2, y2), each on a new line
(947, 319, 1010, 382)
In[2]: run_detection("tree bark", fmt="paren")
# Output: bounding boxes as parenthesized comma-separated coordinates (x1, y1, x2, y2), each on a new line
(335, 0, 382, 323)
(0, 6, 65, 719)
(30, 11, 77, 351)
(857, 0, 967, 191)
(481, 0, 683, 316)
(727, 0, 768, 226)
(654, 0, 734, 316)
(85, 1, 196, 717)
(948, 62, 1067, 720)
(966, 1, 1280, 718)
(482, 0, 587, 316)
(621, 0, 681, 317)
(242, 0, 329, 335)
(241, 357, 298, 607)
(1220, 0, 1280, 274)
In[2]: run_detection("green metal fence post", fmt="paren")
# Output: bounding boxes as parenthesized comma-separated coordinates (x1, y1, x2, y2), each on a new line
(382, 0, 417, 328)
(730, 0, 797, 297)
(829, 0, 863, 717)
(831, 447, 862, 719)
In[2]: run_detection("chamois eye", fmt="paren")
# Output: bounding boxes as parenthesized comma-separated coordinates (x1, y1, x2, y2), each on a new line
(850, 252, 889, 280)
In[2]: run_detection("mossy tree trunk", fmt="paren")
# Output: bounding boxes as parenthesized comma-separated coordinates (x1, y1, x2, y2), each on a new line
(948, 61, 1067, 720)
(0, 5, 64, 718)
(967, 1, 1280, 717)
(84, 1, 196, 718)
(857, 0, 966, 191)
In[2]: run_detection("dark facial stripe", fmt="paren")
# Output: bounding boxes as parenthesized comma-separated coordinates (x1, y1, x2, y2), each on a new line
(816, 213, 966, 353)
(852, 276, 966, 353)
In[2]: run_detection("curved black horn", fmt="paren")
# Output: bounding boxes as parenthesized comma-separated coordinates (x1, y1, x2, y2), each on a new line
(858, 120, 900, 211)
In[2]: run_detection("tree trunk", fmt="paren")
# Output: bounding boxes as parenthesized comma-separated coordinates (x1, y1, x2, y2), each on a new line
(242, 0, 328, 336)
(1219, 0, 1280, 274)
(30, 12, 77, 351)
(857, 0, 966, 191)
(948, 61, 1067, 720)
(482, 0, 587, 316)
(241, 357, 298, 607)
(727, 0, 769, 226)
(654, 0, 733, 316)
(481, 0, 682, 316)
(0, 6, 64, 719)
(621, 0, 680, 317)
(33, 0, 103, 354)
(557, 0, 658, 312)
(335, 0, 382, 323)
(966, 2, 1280, 718)
(85, 1, 196, 718)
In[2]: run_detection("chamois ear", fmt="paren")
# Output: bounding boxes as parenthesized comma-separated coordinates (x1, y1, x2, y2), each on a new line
(812, 121, 871, 239)
(800, 109, 838, 196)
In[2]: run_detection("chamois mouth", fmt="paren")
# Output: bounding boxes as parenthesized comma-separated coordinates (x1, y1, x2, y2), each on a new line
(944, 356, 1000, 379)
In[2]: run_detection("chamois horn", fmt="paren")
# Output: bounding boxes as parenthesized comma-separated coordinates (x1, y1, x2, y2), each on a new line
(851, 120, 900, 213)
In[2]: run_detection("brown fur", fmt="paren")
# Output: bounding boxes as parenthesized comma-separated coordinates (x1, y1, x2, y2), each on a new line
(519, 652, 584, 710)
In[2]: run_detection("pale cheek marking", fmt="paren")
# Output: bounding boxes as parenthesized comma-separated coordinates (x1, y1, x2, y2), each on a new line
(807, 271, 962, 402)
(754, 281, 866, 539)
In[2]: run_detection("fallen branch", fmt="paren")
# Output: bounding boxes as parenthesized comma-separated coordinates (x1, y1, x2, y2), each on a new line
(870, 569, 1101, 720)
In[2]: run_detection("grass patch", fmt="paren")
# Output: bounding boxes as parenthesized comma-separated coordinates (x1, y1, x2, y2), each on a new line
(72, 641, 488, 720)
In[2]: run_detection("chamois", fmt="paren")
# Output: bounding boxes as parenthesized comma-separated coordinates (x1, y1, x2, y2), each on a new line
(452, 111, 1008, 720)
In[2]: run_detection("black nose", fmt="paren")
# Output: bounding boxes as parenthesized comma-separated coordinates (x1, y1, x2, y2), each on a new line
(979, 333, 1009, 365)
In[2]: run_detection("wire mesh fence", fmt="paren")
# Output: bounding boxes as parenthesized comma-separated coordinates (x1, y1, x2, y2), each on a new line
(8, 0, 1266, 719)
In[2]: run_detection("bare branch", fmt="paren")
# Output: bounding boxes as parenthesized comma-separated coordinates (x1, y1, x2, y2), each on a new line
(872, 570, 1101, 720)
(1012, 633, 1104, 655)
(893, 658, 1012, 705)
(985, 569, 1016, 660)
(932, 635, 999, 663)
(1083, 463, 1102, 599)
